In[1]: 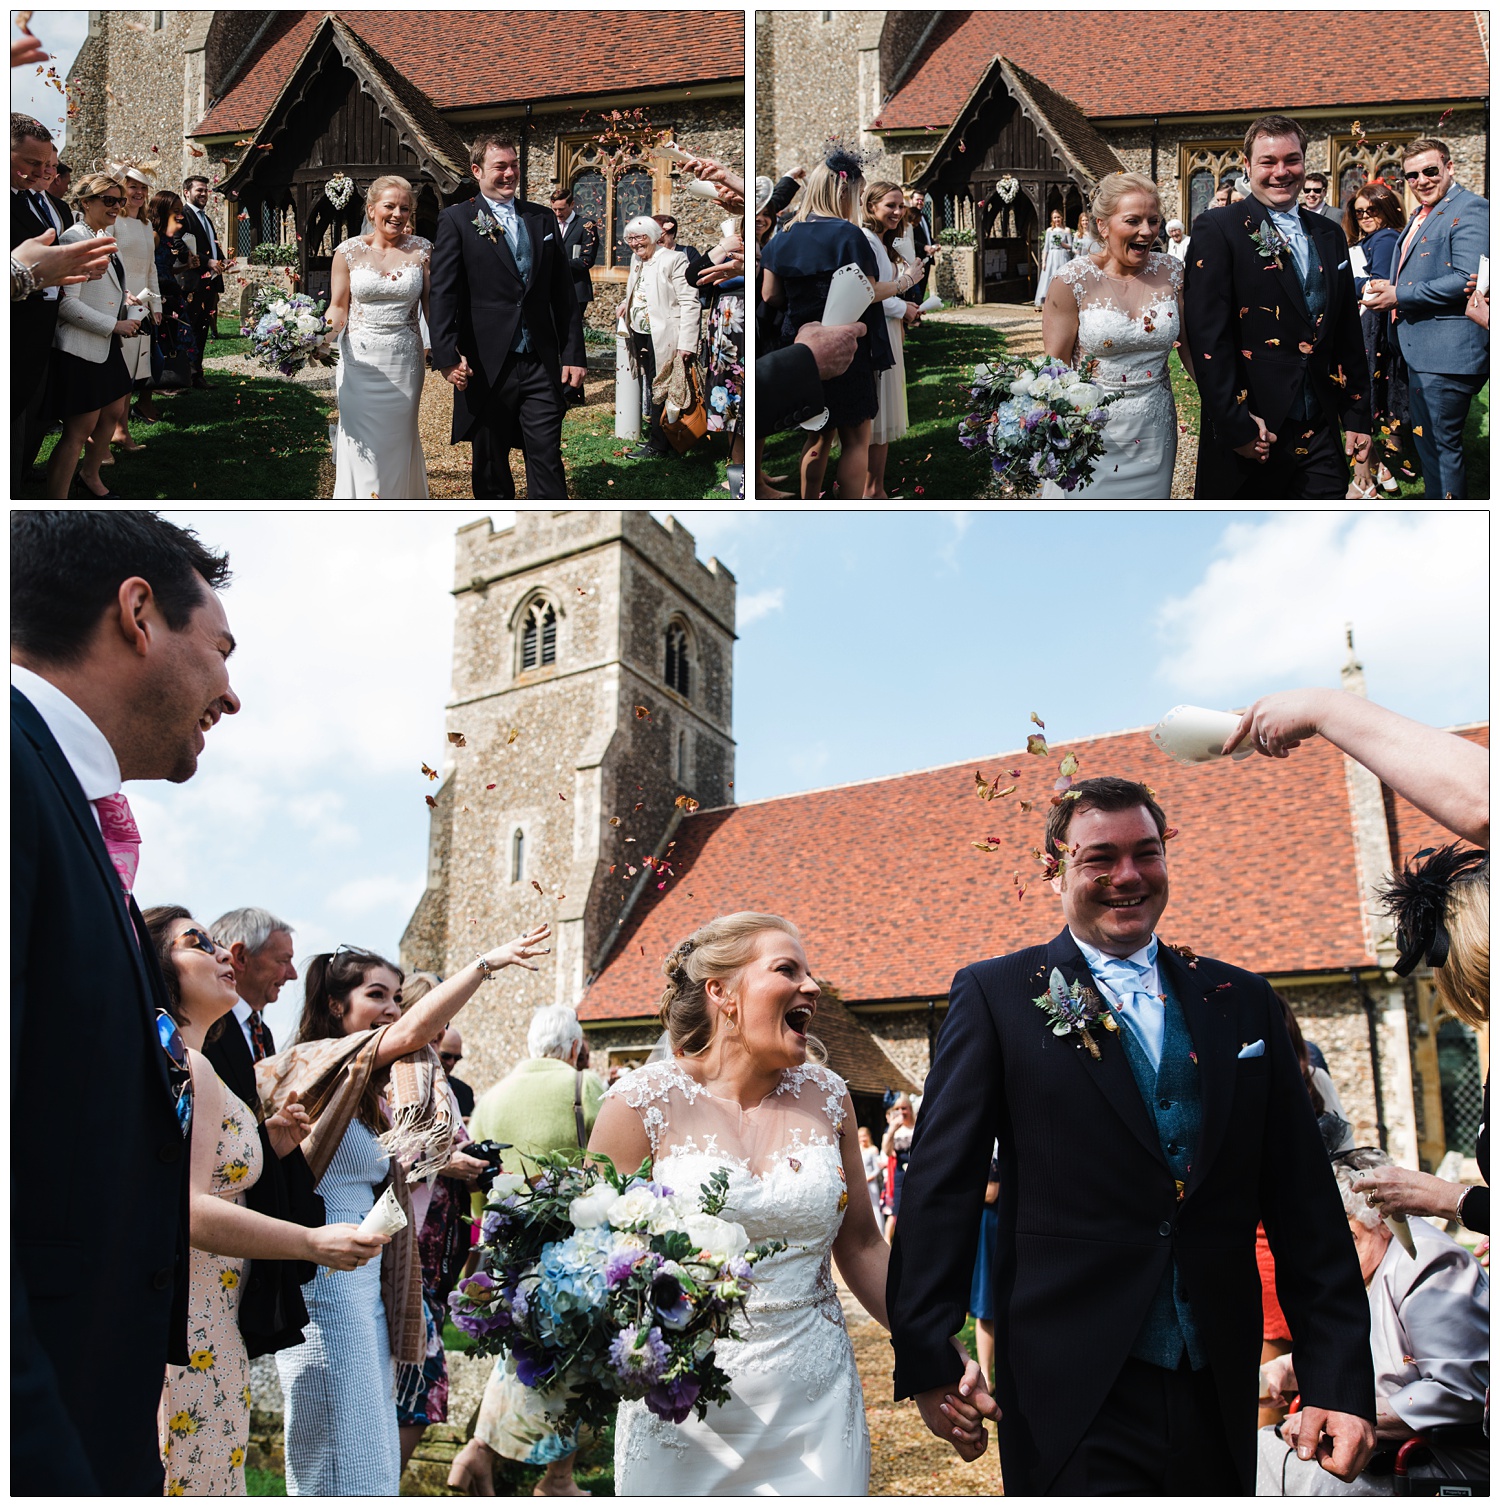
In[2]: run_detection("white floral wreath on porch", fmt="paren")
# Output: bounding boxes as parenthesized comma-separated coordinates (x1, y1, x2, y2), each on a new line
(323, 172, 355, 210)
(994, 174, 1019, 205)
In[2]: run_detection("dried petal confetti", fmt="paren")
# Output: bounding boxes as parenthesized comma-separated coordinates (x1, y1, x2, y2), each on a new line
(609, 816, 622, 826)
(421, 762, 438, 781)
(1058, 752, 1079, 778)
(1030, 712, 1046, 729)
(1026, 734, 1049, 757)
(448, 732, 467, 747)
(424, 795, 437, 809)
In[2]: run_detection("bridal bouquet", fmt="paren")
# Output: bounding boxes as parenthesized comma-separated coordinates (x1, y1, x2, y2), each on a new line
(958, 355, 1120, 493)
(241, 287, 337, 377)
(449, 1152, 784, 1436)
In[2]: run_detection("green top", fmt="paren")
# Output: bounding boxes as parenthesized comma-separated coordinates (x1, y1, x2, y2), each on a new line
(469, 1057, 606, 1176)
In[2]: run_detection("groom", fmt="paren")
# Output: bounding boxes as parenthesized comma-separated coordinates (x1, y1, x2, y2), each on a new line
(1183, 114, 1371, 497)
(888, 776, 1376, 1494)
(430, 134, 587, 499)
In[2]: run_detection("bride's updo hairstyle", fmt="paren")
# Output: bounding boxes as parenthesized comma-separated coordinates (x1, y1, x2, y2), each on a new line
(1088, 171, 1162, 237)
(365, 174, 414, 213)
(659, 912, 826, 1063)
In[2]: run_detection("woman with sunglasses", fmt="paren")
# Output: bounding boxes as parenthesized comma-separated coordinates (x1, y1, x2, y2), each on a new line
(258, 925, 550, 1496)
(1343, 181, 1408, 498)
(45, 171, 139, 499)
(142, 908, 389, 1497)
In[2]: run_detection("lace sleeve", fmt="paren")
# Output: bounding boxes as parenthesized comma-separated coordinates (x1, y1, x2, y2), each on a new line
(1164, 251, 1184, 297)
(779, 1063, 849, 1137)
(336, 237, 364, 268)
(406, 235, 433, 266)
(606, 1059, 700, 1158)
(1057, 256, 1091, 308)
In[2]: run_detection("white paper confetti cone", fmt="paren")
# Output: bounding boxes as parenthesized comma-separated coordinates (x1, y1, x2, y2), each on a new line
(1150, 705, 1255, 766)
(358, 1183, 408, 1238)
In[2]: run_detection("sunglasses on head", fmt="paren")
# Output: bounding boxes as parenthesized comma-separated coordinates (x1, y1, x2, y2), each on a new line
(1404, 164, 1444, 182)
(175, 927, 219, 955)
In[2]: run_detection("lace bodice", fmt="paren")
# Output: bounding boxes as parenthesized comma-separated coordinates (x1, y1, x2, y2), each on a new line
(1059, 250, 1181, 390)
(338, 235, 429, 341)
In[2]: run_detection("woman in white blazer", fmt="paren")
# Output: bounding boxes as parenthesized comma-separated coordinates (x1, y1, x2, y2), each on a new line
(47, 172, 140, 499)
(108, 165, 163, 442)
(615, 214, 701, 458)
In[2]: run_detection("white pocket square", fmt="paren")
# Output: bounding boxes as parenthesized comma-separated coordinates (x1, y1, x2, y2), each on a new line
(1238, 1039, 1265, 1059)
(543, 233, 554, 242)
(1337, 260, 1349, 271)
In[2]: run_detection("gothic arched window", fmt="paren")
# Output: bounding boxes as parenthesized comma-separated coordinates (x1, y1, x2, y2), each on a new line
(511, 828, 526, 884)
(521, 599, 557, 671)
(664, 622, 690, 697)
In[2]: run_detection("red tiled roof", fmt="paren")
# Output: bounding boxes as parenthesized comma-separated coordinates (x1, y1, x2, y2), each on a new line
(1384, 724, 1489, 867)
(194, 11, 744, 137)
(581, 721, 1453, 1022)
(875, 11, 1487, 131)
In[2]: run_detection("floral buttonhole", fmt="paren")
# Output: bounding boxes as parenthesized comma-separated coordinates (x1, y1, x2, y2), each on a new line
(1033, 967, 1114, 1059)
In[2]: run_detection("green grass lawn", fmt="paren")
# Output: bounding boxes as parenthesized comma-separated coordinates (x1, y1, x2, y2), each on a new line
(762, 319, 1012, 498)
(245, 1466, 286, 1496)
(560, 398, 739, 500)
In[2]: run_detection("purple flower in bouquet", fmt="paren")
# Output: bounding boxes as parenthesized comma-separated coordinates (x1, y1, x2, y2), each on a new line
(727, 1256, 753, 1282)
(605, 1246, 647, 1286)
(645, 1374, 702, 1424)
(513, 1339, 555, 1388)
(608, 1324, 669, 1388)
(651, 1270, 693, 1330)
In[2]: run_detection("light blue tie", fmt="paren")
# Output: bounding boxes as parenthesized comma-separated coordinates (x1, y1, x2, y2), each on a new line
(1092, 956, 1164, 1073)
(1269, 209, 1309, 281)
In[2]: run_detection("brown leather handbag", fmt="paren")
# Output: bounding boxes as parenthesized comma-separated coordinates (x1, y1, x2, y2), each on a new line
(657, 356, 708, 453)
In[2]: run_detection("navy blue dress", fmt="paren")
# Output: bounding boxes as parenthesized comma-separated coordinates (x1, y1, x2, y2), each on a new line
(1355, 225, 1407, 432)
(761, 215, 893, 427)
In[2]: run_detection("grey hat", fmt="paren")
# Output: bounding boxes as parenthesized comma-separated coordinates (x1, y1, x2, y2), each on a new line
(754, 175, 774, 214)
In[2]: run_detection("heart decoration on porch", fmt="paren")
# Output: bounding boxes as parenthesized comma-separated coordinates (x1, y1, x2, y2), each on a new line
(995, 174, 1020, 204)
(324, 172, 355, 210)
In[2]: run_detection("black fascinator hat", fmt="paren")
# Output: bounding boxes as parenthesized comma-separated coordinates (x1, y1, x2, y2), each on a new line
(821, 137, 868, 181)
(1377, 842, 1488, 976)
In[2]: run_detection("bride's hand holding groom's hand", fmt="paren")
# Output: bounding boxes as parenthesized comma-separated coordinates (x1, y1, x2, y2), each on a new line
(442, 355, 472, 391)
(1233, 412, 1276, 462)
(913, 1338, 1002, 1462)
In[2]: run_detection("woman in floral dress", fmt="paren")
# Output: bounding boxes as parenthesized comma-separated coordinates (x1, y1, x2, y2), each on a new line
(144, 907, 388, 1496)
(695, 216, 746, 492)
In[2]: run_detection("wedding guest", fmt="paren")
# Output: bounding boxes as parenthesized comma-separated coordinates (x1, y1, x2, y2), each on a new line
(258, 928, 549, 1495)
(696, 215, 746, 494)
(1225, 688, 1489, 848)
(46, 171, 138, 500)
(1165, 219, 1190, 261)
(755, 319, 863, 436)
(906, 188, 936, 302)
(1363, 139, 1488, 499)
(12, 510, 239, 1494)
(760, 151, 919, 499)
(150, 189, 199, 391)
(438, 1024, 475, 1119)
(1344, 180, 1406, 497)
(11, 223, 114, 299)
(35, 139, 70, 227)
(654, 211, 704, 285)
(448, 1005, 604, 1496)
(146, 906, 387, 1496)
(550, 185, 598, 311)
(1300, 172, 1344, 222)
(1073, 209, 1101, 257)
(861, 179, 920, 497)
(1034, 210, 1073, 307)
(11, 113, 71, 488)
(1354, 846, 1488, 1235)
(880, 1093, 915, 1242)
(615, 215, 699, 461)
(50, 158, 70, 201)
(1257, 1149, 1488, 1495)
(108, 165, 162, 446)
(181, 174, 226, 387)
(968, 1150, 1002, 1386)
(859, 1124, 884, 1221)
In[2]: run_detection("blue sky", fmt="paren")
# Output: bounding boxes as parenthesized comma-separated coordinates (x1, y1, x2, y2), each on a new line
(12, 12, 87, 148)
(145, 509, 1487, 1047)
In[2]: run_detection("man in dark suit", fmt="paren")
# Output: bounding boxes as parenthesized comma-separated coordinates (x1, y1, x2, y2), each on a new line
(550, 185, 599, 311)
(202, 906, 323, 1356)
(181, 174, 228, 388)
(888, 775, 1376, 1495)
(907, 189, 938, 302)
(430, 134, 587, 500)
(1184, 114, 1371, 498)
(12, 510, 241, 1493)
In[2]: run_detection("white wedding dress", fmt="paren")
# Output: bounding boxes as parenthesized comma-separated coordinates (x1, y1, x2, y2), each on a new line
(333, 234, 430, 499)
(1042, 250, 1180, 498)
(610, 1058, 870, 1495)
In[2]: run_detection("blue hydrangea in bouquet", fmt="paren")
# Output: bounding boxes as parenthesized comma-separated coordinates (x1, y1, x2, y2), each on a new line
(957, 355, 1120, 492)
(448, 1152, 784, 1437)
(240, 287, 337, 377)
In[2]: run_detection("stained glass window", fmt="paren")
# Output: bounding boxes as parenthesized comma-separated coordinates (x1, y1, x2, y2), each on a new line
(614, 167, 653, 267)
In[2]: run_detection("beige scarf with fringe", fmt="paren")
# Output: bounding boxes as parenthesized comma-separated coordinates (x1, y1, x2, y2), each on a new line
(254, 1025, 460, 1365)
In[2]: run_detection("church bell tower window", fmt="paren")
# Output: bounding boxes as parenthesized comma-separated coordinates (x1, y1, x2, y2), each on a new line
(521, 600, 557, 671)
(664, 622, 690, 697)
(511, 828, 526, 883)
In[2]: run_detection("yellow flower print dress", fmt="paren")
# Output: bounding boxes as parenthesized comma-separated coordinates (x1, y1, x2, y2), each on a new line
(158, 1086, 263, 1495)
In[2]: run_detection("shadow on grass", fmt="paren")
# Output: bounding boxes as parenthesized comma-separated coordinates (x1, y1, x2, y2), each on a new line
(762, 320, 1011, 499)
(561, 401, 738, 500)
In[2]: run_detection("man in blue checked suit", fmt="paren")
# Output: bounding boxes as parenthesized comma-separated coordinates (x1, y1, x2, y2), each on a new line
(889, 775, 1376, 1495)
(1363, 138, 1489, 499)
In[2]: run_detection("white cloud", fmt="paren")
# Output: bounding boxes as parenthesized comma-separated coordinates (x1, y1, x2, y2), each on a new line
(1154, 511, 1488, 714)
(738, 587, 786, 626)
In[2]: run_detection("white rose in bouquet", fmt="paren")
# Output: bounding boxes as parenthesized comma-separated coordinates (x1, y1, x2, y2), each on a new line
(568, 1182, 617, 1229)
(680, 1212, 750, 1265)
(1008, 374, 1033, 397)
(488, 1172, 527, 1201)
(647, 1194, 694, 1236)
(607, 1184, 661, 1230)
(1063, 382, 1101, 408)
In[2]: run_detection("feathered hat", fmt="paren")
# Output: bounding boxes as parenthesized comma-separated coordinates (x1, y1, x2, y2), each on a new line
(1377, 842, 1488, 976)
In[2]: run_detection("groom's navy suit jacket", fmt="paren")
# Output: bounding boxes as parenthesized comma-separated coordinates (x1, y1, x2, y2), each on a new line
(888, 927, 1374, 1495)
(429, 195, 586, 443)
(1184, 197, 1371, 494)
(11, 688, 191, 1494)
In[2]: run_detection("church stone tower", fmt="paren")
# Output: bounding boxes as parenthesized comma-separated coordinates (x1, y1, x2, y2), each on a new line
(402, 511, 736, 1095)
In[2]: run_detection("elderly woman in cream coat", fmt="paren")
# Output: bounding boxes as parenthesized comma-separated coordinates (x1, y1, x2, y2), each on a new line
(1256, 1147, 1489, 1496)
(614, 213, 700, 459)
(47, 172, 140, 499)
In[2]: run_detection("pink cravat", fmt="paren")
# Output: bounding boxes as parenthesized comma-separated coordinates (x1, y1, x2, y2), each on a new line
(93, 790, 141, 894)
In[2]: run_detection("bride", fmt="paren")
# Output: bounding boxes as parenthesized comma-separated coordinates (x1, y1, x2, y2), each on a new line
(327, 175, 430, 498)
(1039, 171, 1193, 498)
(589, 912, 991, 1494)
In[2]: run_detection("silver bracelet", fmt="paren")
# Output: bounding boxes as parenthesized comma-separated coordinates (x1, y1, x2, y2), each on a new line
(11, 254, 39, 299)
(475, 952, 497, 982)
